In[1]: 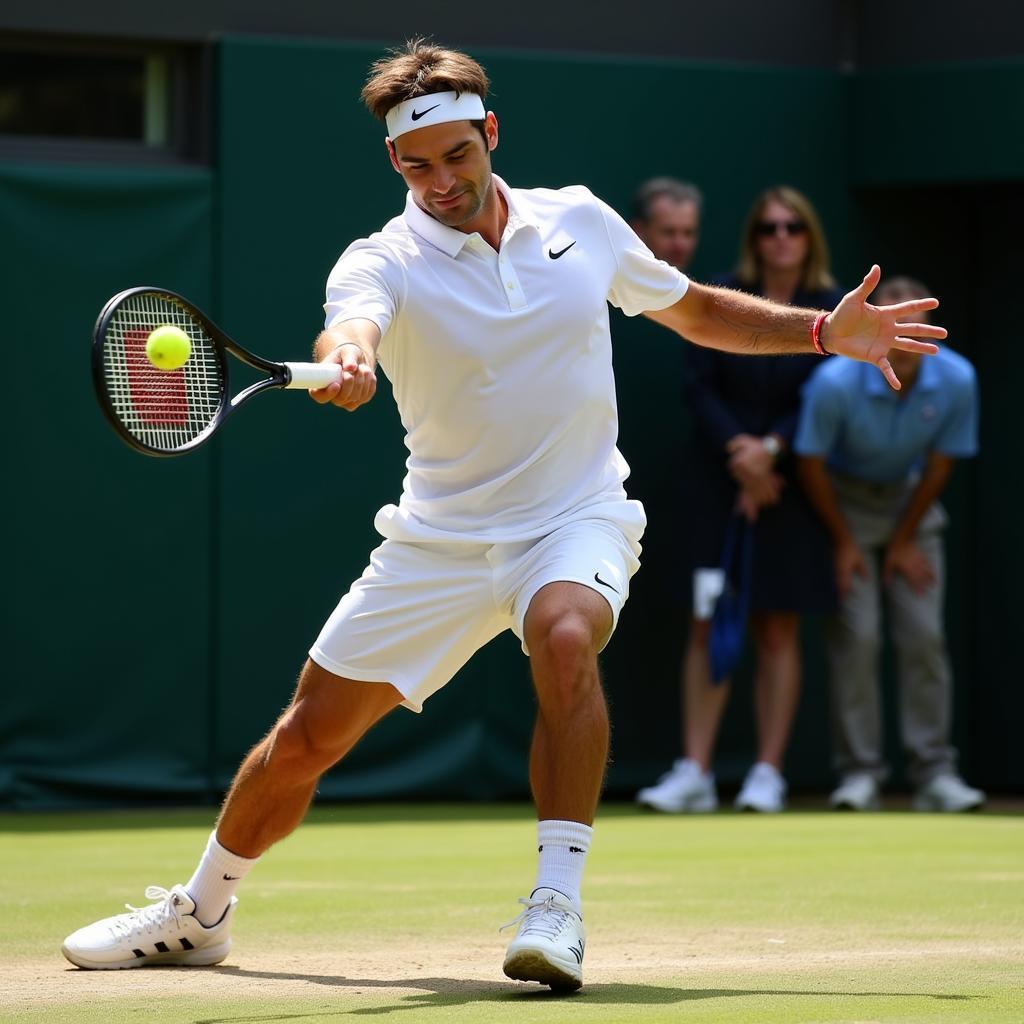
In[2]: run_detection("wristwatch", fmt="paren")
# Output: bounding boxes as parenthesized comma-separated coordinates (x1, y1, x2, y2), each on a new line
(761, 435, 782, 458)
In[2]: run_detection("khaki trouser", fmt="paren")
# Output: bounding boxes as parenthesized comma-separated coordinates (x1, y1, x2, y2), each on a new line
(825, 473, 958, 787)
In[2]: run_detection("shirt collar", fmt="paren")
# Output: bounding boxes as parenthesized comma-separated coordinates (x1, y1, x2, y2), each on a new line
(402, 174, 537, 257)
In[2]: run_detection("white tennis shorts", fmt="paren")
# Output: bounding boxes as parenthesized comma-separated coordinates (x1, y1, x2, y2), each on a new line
(309, 516, 642, 712)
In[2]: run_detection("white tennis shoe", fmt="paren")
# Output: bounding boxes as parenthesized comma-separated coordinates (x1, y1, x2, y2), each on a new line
(829, 773, 881, 811)
(913, 774, 985, 812)
(62, 884, 236, 970)
(735, 762, 787, 812)
(502, 888, 585, 991)
(636, 758, 718, 813)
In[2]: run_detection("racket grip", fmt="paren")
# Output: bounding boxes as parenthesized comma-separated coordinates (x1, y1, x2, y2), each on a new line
(283, 362, 344, 389)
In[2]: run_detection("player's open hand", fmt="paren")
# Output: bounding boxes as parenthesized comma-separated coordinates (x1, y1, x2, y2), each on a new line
(309, 342, 377, 411)
(821, 265, 945, 390)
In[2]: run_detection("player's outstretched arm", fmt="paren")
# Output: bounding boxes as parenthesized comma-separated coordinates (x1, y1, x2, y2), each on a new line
(645, 265, 945, 390)
(310, 318, 381, 411)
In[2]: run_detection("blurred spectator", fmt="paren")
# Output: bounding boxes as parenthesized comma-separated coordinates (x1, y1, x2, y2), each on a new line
(794, 277, 984, 812)
(637, 186, 840, 814)
(631, 177, 702, 271)
(608, 177, 702, 629)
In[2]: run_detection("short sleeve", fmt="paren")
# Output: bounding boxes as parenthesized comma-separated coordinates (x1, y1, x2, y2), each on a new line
(794, 365, 846, 457)
(934, 365, 979, 457)
(324, 237, 402, 337)
(593, 195, 688, 317)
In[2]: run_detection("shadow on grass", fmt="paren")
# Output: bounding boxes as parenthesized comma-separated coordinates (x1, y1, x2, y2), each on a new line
(191, 967, 980, 1021)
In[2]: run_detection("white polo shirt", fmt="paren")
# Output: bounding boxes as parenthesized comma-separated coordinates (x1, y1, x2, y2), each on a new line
(324, 175, 688, 543)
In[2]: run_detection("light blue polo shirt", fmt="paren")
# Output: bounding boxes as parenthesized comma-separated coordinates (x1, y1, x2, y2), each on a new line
(793, 348, 979, 483)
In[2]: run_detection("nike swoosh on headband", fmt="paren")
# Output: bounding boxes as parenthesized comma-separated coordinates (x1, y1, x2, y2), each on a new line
(411, 104, 441, 122)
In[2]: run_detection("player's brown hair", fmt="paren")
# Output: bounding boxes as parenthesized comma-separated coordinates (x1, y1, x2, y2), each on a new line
(735, 185, 836, 293)
(362, 39, 490, 122)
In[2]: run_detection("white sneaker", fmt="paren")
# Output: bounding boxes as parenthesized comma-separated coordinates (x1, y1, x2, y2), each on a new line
(502, 888, 586, 991)
(829, 773, 881, 811)
(62, 884, 236, 970)
(913, 774, 985, 812)
(735, 762, 786, 812)
(636, 758, 718, 813)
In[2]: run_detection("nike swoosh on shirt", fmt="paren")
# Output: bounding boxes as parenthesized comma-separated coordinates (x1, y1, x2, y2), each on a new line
(548, 241, 576, 259)
(410, 104, 441, 121)
(594, 572, 619, 594)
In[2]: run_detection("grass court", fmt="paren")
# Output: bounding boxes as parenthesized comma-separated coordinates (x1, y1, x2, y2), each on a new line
(2, 803, 1020, 1023)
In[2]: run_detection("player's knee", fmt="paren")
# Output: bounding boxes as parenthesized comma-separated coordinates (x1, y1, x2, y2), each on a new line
(265, 706, 338, 782)
(532, 612, 602, 705)
(539, 610, 600, 663)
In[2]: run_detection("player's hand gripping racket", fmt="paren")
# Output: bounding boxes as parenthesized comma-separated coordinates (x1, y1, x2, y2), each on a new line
(92, 287, 341, 456)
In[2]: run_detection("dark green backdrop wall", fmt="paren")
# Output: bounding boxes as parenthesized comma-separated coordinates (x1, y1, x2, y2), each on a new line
(2, 41, 1020, 807)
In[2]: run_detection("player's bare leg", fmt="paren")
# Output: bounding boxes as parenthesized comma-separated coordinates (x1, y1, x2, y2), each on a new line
(62, 661, 402, 969)
(503, 582, 609, 991)
(524, 581, 612, 825)
(217, 661, 403, 857)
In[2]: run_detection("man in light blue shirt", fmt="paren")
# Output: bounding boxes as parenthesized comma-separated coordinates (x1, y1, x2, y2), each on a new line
(795, 277, 984, 812)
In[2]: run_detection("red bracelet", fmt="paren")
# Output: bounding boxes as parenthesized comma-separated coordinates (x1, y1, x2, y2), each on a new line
(810, 312, 830, 356)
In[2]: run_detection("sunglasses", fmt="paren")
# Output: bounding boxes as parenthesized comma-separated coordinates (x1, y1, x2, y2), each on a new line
(756, 220, 807, 238)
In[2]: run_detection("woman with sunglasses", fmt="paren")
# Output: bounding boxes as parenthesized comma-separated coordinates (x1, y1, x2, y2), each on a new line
(637, 186, 841, 814)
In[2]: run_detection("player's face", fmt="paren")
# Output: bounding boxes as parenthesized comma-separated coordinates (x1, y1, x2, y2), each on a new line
(755, 198, 810, 273)
(390, 114, 498, 230)
(635, 197, 700, 271)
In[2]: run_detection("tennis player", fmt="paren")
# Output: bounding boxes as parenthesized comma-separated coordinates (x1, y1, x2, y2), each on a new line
(62, 40, 945, 991)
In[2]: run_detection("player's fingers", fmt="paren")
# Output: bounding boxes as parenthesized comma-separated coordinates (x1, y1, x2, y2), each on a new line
(335, 367, 376, 410)
(852, 264, 881, 298)
(892, 337, 941, 354)
(329, 371, 356, 407)
(309, 380, 341, 404)
(892, 322, 946, 339)
(877, 356, 902, 391)
(350, 366, 376, 401)
(884, 297, 939, 316)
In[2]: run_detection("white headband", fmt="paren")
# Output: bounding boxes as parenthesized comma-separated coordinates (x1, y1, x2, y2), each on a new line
(385, 90, 486, 140)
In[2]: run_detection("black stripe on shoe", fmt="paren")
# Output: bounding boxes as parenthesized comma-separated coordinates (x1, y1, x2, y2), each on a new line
(154, 942, 170, 953)
(132, 949, 146, 959)
(180, 938, 194, 951)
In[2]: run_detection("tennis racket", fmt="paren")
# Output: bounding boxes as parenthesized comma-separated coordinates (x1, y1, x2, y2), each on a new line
(92, 286, 342, 456)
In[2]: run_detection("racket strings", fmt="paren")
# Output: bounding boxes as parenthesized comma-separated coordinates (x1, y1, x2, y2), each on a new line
(102, 293, 225, 452)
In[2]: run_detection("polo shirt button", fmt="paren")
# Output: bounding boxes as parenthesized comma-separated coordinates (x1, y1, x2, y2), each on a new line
(507, 282, 515, 290)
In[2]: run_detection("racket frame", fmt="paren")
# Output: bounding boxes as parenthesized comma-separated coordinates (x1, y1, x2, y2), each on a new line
(92, 286, 311, 457)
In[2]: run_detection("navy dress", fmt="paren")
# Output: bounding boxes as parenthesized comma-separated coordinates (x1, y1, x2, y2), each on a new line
(683, 274, 840, 612)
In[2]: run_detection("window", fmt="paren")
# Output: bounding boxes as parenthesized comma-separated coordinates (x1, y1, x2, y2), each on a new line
(0, 38, 207, 164)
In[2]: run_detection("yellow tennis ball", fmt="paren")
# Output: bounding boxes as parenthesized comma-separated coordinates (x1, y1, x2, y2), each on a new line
(145, 325, 191, 371)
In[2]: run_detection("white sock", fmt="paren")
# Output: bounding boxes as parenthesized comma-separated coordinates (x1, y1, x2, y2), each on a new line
(534, 819, 592, 915)
(185, 831, 259, 927)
